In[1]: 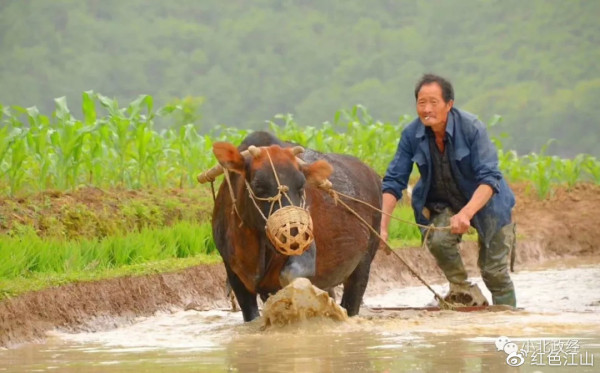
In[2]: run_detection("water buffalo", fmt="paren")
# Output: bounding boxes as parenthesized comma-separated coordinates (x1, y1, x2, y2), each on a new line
(209, 132, 382, 321)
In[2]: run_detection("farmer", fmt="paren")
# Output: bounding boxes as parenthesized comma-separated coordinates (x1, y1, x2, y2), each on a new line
(380, 74, 517, 307)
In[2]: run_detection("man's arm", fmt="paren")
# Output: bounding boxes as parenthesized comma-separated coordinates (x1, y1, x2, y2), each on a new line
(380, 192, 398, 242)
(449, 117, 504, 234)
(450, 184, 493, 234)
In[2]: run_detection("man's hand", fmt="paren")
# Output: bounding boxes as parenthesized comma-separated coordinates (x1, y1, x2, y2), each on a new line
(380, 227, 389, 243)
(450, 184, 494, 234)
(380, 192, 398, 244)
(450, 211, 471, 234)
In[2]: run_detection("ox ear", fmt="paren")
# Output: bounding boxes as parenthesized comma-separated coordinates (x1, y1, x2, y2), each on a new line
(213, 142, 245, 174)
(302, 160, 333, 186)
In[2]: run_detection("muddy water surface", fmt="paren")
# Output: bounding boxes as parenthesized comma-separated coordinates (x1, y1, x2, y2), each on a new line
(1, 263, 599, 372)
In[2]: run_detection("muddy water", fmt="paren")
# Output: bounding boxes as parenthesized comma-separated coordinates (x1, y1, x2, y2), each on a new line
(2, 263, 600, 372)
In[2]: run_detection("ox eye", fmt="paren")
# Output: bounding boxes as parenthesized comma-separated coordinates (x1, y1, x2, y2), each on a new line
(253, 186, 269, 197)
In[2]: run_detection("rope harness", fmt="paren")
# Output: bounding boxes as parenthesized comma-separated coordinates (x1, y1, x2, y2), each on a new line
(318, 184, 455, 309)
(217, 149, 314, 256)
(208, 152, 457, 310)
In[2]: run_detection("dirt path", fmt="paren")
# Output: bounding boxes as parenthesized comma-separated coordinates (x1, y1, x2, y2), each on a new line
(1, 184, 599, 348)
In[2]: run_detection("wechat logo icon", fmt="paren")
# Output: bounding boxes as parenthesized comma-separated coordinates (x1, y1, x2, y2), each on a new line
(495, 336, 527, 367)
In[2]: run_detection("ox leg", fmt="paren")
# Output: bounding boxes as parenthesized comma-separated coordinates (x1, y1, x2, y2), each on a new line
(224, 264, 260, 322)
(340, 254, 372, 317)
(279, 244, 316, 287)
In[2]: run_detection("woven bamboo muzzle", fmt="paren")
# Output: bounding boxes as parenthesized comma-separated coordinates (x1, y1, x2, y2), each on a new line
(265, 206, 314, 256)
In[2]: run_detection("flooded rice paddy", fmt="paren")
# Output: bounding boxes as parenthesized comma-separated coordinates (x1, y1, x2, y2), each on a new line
(1, 261, 599, 372)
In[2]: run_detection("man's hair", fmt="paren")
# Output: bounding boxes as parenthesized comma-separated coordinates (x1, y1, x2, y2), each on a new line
(414, 74, 454, 103)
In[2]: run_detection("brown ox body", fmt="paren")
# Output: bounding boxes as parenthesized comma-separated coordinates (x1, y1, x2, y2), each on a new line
(212, 132, 382, 321)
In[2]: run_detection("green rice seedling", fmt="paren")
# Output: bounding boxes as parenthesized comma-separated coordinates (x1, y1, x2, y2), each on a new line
(387, 204, 422, 248)
(0, 220, 218, 280)
(0, 239, 30, 277)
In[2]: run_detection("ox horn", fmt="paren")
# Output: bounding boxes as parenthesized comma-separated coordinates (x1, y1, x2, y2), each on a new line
(292, 146, 304, 155)
(248, 145, 262, 158)
(197, 148, 251, 184)
(197, 146, 308, 184)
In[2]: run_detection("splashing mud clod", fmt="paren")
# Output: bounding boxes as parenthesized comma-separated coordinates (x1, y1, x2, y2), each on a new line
(261, 278, 348, 329)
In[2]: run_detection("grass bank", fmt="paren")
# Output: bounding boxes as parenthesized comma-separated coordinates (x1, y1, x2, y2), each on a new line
(0, 187, 222, 300)
(0, 220, 222, 300)
(0, 185, 426, 300)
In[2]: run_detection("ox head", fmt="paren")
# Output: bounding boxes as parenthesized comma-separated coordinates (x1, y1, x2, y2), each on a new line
(212, 142, 333, 256)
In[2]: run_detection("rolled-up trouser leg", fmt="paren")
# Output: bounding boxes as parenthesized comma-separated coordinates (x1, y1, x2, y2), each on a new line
(478, 223, 517, 307)
(424, 207, 468, 285)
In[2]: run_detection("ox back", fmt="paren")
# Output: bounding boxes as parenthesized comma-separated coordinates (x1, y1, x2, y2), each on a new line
(211, 131, 382, 321)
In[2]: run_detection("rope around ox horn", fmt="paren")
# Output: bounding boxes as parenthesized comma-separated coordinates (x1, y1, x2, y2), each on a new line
(199, 149, 454, 308)
(242, 149, 313, 256)
(316, 180, 457, 310)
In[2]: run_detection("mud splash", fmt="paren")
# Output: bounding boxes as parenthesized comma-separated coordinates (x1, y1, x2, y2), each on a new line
(261, 278, 347, 328)
(2, 184, 600, 349)
(2, 265, 599, 372)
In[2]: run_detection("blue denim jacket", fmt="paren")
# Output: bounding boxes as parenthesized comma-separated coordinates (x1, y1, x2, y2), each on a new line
(382, 107, 515, 245)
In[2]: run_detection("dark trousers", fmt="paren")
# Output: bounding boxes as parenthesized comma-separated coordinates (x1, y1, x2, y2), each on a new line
(422, 207, 517, 307)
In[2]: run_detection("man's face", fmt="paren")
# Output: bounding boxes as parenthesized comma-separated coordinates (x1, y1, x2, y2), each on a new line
(416, 83, 453, 129)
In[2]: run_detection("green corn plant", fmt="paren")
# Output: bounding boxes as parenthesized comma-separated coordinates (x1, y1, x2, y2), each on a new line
(0, 127, 25, 188)
(82, 90, 97, 125)
(49, 97, 98, 190)
(130, 122, 155, 188)
(2, 94, 600, 196)
(268, 105, 410, 175)
(166, 124, 212, 187)
(99, 95, 133, 187)
(582, 155, 600, 184)
(128, 95, 167, 188)
(524, 140, 557, 199)
(556, 154, 586, 189)
(498, 149, 525, 182)
(5, 128, 29, 195)
(80, 91, 105, 186)
(25, 106, 54, 191)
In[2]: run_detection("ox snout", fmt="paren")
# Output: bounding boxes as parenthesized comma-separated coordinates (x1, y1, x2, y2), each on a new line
(279, 241, 316, 287)
(266, 206, 314, 256)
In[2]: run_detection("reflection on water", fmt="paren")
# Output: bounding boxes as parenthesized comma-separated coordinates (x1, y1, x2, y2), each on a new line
(1, 265, 599, 372)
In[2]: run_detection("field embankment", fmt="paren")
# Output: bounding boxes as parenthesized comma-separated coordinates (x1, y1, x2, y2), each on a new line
(1, 184, 599, 348)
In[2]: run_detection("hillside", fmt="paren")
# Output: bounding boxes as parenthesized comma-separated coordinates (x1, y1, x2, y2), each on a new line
(0, 0, 598, 156)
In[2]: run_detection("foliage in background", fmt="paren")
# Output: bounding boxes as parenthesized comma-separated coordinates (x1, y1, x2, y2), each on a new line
(1, 93, 599, 199)
(0, 179, 218, 298)
(1, 92, 600, 297)
(0, 92, 248, 194)
(386, 204, 422, 248)
(0, 0, 598, 156)
(267, 105, 413, 174)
